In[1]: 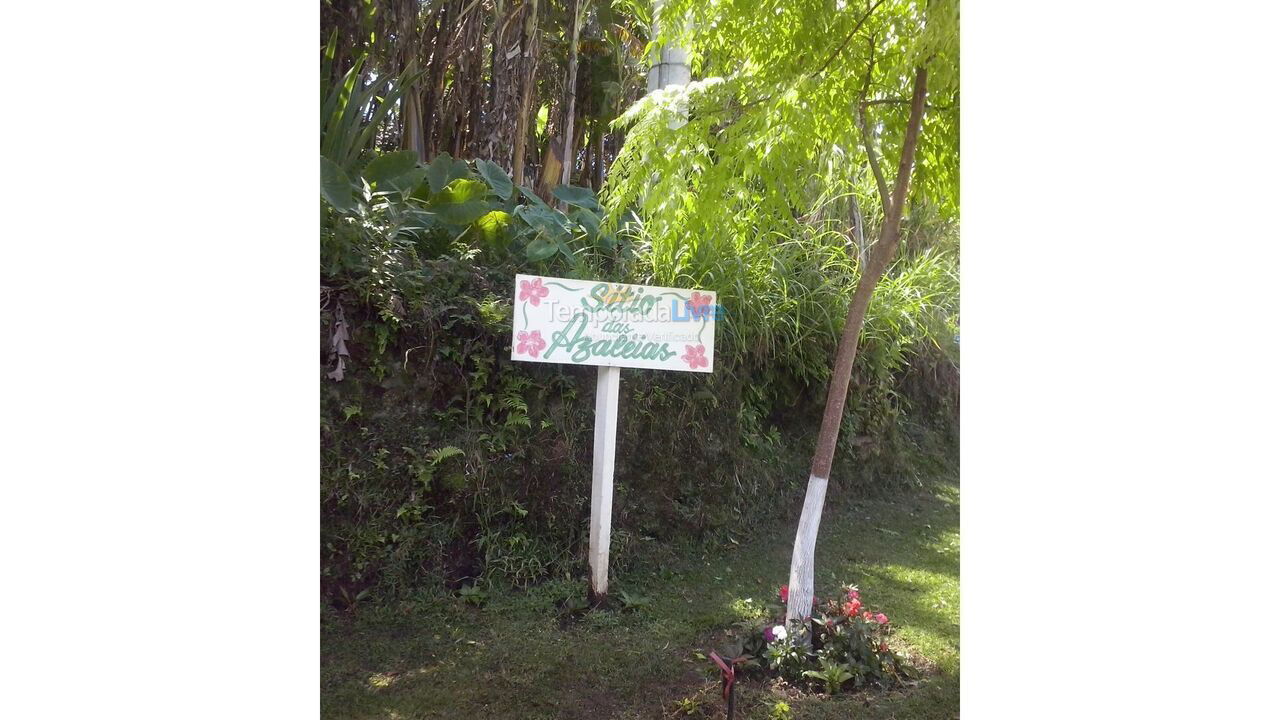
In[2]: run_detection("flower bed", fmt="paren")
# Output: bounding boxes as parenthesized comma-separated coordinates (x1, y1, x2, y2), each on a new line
(711, 584, 912, 696)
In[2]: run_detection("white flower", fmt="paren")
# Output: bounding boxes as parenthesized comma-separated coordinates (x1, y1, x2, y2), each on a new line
(772, 625, 787, 641)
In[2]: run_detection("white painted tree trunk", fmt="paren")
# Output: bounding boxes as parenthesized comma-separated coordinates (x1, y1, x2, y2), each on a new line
(786, 474, 828, 619)
(783, 67, 930, 622)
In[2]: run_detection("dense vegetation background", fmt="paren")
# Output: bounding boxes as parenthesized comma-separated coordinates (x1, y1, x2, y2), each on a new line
(320, 0, 959, 610)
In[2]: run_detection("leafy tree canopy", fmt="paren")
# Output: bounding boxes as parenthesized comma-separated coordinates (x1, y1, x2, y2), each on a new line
(605, 0, 959, 255)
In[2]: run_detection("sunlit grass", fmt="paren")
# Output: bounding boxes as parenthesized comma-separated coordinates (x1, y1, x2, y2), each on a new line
(322, 475, 959, 719)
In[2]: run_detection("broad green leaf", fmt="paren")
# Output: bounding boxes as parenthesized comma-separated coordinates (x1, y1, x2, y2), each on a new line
(570, 207, 602, 239)
(363, 151, 420, 186)
(570, 207, 616, 249)
(525, 234, 558, 261)
(435, 201, 493, 226)
(383, 167, 428, 195)
(557, 239, 576, 262)
(320, 156, 356, 212)
(551, 184, 601, 211)
(426, 153, 473, 194)
(403, 209, 438, 234)
(434, 178, 489, 205)
(475, 210, 512, 244)
(429, 180, 494, 225)
(516, 205, 571, 241)
(517, 185, 550, 209)
(475, 158, 514, 200)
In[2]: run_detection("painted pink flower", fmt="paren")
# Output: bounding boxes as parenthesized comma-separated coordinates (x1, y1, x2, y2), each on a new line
(686, 292, 712, 319)
(681, 344, 708, 370)
(518, 277, 550, 306)
(516, 330, 546, 358)
(875, 613, 889, 625)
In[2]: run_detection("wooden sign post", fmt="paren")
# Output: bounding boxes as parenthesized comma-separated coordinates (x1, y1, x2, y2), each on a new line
(510, 274, 717, 603)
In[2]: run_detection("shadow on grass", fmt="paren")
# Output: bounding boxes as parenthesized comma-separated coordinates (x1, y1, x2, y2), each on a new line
(321, 476, 958, 719)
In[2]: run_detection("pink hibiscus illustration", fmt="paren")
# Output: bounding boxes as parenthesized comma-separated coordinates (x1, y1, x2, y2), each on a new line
(516, 330, 547, 358)
(518, 277, 550, 306)
(681, 344, 708, 370)
(686, 292, 712, 319)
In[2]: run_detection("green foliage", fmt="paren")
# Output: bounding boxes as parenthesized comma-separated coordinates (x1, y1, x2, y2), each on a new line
(603, 0, 960, 404)
(320, 55, 420, 173)
(321, 144, 957, 607)
(672, 695, 703, 715)
(458, 583, 488, 607)
(321, 148, 619, 279)
(362, 150, 420, 187)
(804, 658, 855, 695)
(617, 589, 652, 610)
(475, 158, 514, 201)
(318, 0, 959, 625)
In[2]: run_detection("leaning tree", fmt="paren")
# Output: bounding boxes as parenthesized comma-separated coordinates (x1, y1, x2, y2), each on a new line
(603, 0, 959, 620)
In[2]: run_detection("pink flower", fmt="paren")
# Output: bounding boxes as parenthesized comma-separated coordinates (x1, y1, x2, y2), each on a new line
(847, 587, 860, 601)
(686, 292, 712, 319)
(843, 599, 862, 617)
(518, 277, 550, 306)
(779, 585, 789, 603)
(681, 344, 708, 370)
(516, 330, 546, 358)
(875, 613, 889, 625)
(862, 611, 873, 621)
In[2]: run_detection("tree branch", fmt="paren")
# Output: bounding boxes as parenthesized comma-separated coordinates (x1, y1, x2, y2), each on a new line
(809, 0, 888, 80)
(863, 97, 955, 111)
(856, 35, 890, 213)
(871, 65, 929, 269)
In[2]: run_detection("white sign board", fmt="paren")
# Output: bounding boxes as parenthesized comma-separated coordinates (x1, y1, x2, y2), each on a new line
(508, 273, 717, 603)
(510, 274, 717, 373)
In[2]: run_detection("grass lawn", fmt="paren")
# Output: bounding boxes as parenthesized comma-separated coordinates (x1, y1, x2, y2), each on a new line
(321, 475, 959, 719)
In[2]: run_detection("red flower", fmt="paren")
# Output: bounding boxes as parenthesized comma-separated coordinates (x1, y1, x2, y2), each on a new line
(878, 642, 889, 653)
(875, 613, 889, 625)
(518, 277, 550, 306)
(686, 292, 713, 319)
(681, 344, 709, 370)
(843, 599, 862, 617)
(515, 330, 547, 358)
(779, 585, 789, 603)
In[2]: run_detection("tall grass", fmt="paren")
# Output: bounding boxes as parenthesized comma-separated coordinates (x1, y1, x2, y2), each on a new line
(627, 193, 958, 401)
